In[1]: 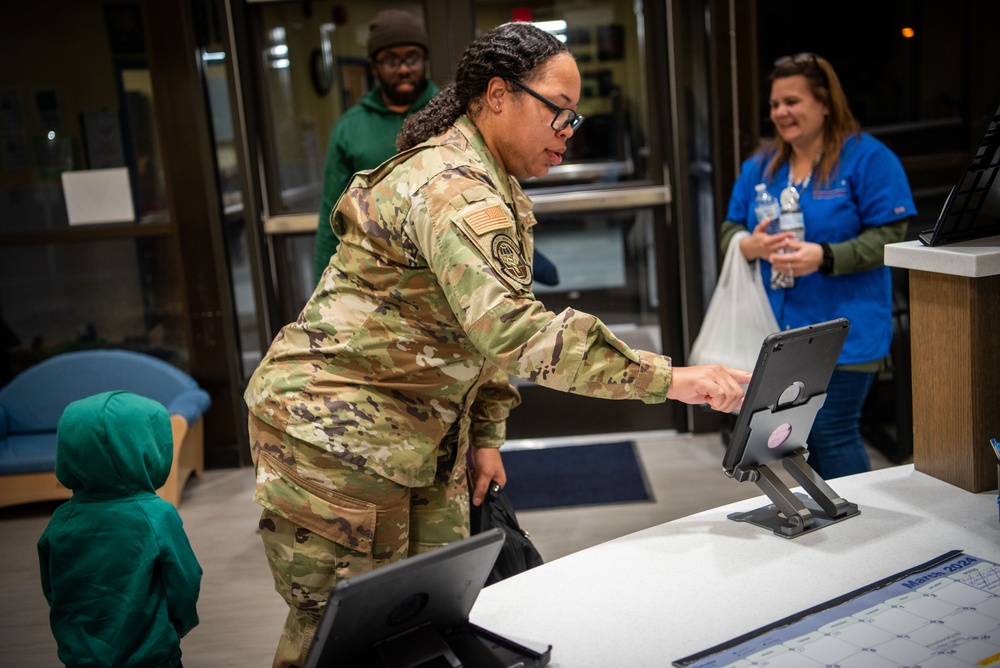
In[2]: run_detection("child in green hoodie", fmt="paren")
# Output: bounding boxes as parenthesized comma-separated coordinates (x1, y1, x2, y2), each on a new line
(38, 391, 202, 668)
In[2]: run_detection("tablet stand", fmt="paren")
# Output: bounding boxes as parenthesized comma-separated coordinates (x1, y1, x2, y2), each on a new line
(373, 624, 462, 668)
(370, 622, 551, 668)
(727, 393, 860, 538)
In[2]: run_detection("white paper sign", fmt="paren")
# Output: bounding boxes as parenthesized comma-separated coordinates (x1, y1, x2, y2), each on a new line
(61, 167, 135, 225)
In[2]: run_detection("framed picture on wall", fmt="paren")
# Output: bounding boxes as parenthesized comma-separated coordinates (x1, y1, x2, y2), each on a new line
(339, 58, 372, 111)
(597, 25, 624, 61)
(564, 28, 592, 47)
(104, 4, 146, 55)
(81, 109, 126, 169)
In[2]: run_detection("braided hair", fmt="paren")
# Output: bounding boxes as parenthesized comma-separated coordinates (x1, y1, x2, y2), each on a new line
(397, 22, 569, 151)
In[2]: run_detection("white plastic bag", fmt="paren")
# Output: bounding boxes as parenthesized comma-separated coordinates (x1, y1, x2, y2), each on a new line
(688, 231, 780, 372)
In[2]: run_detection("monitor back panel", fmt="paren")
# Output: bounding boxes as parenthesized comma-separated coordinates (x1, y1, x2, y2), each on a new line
(303, 529, 505, 668)
(922, 98, 1000, 246)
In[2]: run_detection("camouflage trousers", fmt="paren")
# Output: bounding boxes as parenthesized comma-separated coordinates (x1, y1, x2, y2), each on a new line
(248, 415, 470, 668)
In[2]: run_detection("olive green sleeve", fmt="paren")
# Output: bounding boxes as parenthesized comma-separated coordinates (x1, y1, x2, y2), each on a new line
(718, 220, 746, 257)
(718, 218, 909, 274)
(827, 218, 910, 275)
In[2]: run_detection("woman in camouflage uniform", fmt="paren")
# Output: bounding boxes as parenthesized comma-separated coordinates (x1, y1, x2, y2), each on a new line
(245, 21, 750, 667)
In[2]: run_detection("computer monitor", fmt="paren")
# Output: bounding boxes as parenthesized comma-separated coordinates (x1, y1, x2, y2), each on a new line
(302, 529, 551, 668)
(919, 95, 1000, 246)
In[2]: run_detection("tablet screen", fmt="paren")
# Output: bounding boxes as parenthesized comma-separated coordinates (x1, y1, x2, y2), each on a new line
(722, 318, 849, 475)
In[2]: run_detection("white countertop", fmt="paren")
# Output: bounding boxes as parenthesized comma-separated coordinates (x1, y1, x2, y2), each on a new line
(469, 465, 1000, 667)
(884, 235, 1000, 277)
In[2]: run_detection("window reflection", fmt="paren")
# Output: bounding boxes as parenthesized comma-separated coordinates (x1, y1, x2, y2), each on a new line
(256, 1, 426, 215)
(249, 0, 663, 355)
(474, 0, 660, 355)
(1, 238, 188, 384)
(202, 48, 260, 376)
(476, 0, 651, 189)
(203, 56, 243, 213)
(0, 0, 184, 382)
(120, 67, 168, 223)
(0, 26, 169, 231)
(532, 209, 661, 350)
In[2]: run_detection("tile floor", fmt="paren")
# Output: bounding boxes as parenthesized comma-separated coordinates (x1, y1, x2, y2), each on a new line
(0, 429, 899, 667)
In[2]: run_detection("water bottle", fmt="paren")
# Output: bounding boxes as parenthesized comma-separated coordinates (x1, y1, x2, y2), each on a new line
(772, 187, 805, 289)
(753, 183, 780, 234)
(778, 189, 805, 244)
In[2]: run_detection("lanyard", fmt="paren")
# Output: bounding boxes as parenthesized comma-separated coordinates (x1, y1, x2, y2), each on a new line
(788, 152, 822, 190)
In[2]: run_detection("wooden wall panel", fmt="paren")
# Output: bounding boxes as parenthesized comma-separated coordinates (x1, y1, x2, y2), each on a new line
(909, 270, 1000, 492)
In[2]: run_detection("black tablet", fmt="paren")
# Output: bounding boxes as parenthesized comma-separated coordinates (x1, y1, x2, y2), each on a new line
(302, 528, 551, 668)
(722, 318, 849, 476)
(303, 530, 503, 668)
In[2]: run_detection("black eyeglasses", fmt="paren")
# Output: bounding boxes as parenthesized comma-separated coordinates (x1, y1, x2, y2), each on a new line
(375, 52, 423, 70)
(509, 79, 585, 132)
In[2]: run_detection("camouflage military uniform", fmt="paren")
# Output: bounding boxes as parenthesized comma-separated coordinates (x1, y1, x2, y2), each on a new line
(245, 115, 673, 666)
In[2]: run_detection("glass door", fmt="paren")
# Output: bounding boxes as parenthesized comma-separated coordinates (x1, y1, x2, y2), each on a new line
(242, 0, 430, 325)
(233, 0, 682, 436)
(472, 1, 679, 436)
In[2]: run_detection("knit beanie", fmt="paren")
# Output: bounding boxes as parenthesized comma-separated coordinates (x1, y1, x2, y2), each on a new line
(366, 9, 429, 58)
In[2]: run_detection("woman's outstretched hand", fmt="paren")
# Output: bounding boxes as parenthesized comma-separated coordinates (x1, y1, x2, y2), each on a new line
(667, 365, 752, 413)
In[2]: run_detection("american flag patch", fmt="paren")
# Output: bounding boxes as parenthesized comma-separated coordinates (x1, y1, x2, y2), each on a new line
(464, 205, 511, 234)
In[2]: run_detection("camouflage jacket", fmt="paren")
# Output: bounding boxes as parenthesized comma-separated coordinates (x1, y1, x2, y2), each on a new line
(245, 115, 673, 488)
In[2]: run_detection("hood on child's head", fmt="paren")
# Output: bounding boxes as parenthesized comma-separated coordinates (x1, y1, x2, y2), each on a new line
(55, 390, 173, 496)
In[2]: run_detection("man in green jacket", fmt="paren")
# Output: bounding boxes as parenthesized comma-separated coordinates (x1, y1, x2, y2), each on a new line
(313, 9, 439, 283)
(38, 391, 202, 667)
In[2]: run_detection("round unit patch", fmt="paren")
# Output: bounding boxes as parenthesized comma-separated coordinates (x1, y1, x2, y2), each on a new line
(490, 234, 532, 286)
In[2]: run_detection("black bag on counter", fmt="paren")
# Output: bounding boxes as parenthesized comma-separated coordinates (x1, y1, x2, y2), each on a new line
(470, 482, 544, 585)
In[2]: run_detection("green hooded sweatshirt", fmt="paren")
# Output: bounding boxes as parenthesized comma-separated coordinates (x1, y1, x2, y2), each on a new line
(38, 391, 202, 668)
(314, 80, 440, 283)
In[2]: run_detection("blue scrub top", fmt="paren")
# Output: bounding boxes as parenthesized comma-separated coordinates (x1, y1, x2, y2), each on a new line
(725, 133, 916, 364)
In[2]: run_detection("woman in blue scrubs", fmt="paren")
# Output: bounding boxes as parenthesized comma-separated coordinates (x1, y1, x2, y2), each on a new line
(719, 54, 916, 479)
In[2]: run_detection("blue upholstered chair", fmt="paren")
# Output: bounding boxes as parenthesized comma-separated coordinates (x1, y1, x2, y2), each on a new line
(0, 349, 211, 508)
